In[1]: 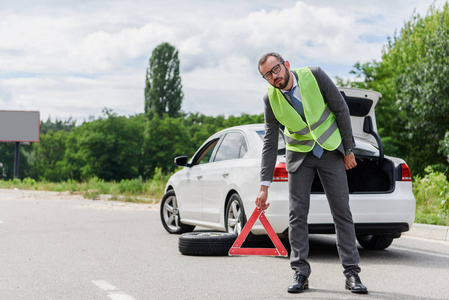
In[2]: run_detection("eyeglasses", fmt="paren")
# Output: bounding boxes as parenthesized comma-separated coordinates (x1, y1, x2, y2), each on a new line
(262, 61, 284, 80)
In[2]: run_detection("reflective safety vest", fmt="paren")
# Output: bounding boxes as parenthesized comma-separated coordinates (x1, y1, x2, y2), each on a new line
(268, 67, 342, 153)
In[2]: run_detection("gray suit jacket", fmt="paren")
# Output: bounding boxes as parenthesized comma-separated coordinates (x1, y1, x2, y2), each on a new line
(260, 66, 355, 182)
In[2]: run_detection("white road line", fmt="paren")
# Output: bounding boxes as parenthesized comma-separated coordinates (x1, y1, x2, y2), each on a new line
(93, 280, 118, 291)
(92, 280, 136, 300)
(0, 220, 3, 224)
(390, 246, 449, 259)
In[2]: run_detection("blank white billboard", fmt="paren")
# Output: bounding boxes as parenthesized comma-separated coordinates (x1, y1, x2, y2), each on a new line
(0, 110, 40, 142)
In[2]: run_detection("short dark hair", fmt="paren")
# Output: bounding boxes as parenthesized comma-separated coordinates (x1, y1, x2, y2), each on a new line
(258, 52, 284, 72)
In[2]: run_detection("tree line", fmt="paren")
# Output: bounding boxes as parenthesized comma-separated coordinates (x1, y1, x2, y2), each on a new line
(1, 2, 449, 181)
(0, 110, 263, 182)
(337, 2, 449, 176)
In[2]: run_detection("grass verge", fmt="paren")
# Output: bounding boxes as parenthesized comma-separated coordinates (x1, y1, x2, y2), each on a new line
(413, 167, 449, 226)
(0, 169, 169, 204)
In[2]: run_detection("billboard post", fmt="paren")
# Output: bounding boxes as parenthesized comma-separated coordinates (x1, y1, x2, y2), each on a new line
(14, 142, 20, 179)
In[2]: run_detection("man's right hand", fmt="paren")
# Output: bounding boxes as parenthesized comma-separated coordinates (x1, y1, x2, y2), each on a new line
(255, 185, 270, 210)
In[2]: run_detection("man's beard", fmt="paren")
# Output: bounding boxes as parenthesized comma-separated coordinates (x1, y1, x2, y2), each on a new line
(272, 68, 290, 90)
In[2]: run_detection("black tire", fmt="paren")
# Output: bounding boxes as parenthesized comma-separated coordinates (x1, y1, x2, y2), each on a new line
(224, 193, 270, 246)
(160, 190, 195, 234)
(356, 234, 394, 250)
(224, 193, 247, 236)
(178, 232, 237, 256)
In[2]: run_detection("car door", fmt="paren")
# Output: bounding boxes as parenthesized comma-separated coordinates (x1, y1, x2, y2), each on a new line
(200, 131, 248, 222)
(176, 138, 220, 221)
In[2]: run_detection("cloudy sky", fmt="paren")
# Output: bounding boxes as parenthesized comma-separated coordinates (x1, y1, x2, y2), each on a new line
(0, 0, 446, 124)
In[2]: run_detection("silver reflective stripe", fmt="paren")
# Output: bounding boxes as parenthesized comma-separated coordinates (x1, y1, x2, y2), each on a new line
(293, 127, 310, 135)
(310, 106, 331, 131)
(317, 120, 338, 144)
(285, 135, 315, 147)
(290, 106, 331, 135)
(288, 127, 310, 136)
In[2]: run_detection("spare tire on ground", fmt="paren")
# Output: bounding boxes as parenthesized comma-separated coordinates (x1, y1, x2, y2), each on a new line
(178, 232, 237, 256)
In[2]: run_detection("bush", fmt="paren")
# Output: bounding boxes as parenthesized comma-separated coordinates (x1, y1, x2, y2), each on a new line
(413, 166, 449, 225)
(118, 178, 144, 194)
(22, 177, 37, 187)
(82, 177, 112, 199)
(439, 184, 449, 216)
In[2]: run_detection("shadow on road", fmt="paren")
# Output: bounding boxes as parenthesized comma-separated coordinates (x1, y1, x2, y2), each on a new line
(192, 230, 446, 269)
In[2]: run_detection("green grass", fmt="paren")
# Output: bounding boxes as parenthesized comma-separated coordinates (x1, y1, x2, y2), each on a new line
(0, 169, 170, 204)
(413, 167, 449, 226)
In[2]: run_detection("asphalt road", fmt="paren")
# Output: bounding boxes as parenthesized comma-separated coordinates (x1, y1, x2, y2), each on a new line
(1, 189, 449, 300)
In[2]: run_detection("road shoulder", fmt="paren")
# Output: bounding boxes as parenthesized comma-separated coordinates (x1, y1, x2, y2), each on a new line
(404, 223, 449, 242)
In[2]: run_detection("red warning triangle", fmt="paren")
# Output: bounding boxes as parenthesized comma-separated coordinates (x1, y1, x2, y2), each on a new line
(229, 207, 288, 257)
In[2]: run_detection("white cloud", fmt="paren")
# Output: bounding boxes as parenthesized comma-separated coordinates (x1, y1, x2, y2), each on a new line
(0, 0, 447, 122)
(210, 2, 389, 66)
(67, 23, 176, 73)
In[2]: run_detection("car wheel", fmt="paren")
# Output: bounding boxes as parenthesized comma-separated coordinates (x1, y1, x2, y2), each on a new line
(225, 193, 247, 236)
(178, 232, 237, 256)
(356, 234, 394, 250)
(160, 190, 195, 234)
(224, 193, 270, 246)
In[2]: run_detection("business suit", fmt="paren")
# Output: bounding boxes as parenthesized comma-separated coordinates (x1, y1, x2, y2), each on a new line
(260, 67, 361, 278)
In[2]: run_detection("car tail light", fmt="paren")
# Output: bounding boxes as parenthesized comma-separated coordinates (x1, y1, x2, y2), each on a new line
(273, 162, 288, 182)
(399, 163, 412, 181)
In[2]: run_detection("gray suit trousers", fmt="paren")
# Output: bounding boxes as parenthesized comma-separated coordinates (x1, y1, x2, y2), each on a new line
(288, 150, 361, 277)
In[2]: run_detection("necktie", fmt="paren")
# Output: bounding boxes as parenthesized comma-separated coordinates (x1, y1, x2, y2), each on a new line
(285, 87, 304, 119)
(285, 87, 324, 158)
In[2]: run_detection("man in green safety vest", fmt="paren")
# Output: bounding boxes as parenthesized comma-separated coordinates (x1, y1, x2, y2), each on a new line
(256, 52, 367, 295)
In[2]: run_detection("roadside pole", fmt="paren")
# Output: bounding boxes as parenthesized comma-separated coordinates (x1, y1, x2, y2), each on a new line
(14, 142, 20, 179)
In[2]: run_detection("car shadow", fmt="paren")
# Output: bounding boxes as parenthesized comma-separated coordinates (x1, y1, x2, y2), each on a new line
(306, 288, 438, 300)
(305, 234, 447, 270)
(230, 232, 446, 266)
(191, 229, 446, 269)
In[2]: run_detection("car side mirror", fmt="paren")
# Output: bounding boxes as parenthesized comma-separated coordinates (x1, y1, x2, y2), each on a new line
(174, 156, 189, 167)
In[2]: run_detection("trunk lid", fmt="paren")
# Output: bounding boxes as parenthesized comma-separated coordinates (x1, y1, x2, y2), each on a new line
(339, 87, 382, 148)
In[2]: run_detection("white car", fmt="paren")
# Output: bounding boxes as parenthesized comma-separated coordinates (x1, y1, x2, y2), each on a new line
(160, 88, 416, 250)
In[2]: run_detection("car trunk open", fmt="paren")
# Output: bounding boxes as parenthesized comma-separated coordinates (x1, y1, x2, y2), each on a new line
(311, 155, 396, 194)
(270, 88, 406, 194)
(312, 88, 396, 194)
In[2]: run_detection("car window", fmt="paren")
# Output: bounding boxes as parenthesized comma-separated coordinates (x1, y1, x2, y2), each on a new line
(193, 139, 220, 165)
(256, 129, 286, 155)
(213, 132, 248, 162)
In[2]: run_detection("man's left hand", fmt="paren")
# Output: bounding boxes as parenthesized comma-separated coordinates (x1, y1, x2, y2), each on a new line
(344, 152, 357, 170)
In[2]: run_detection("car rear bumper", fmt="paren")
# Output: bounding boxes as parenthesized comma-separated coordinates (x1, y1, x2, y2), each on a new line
(309, 222, 409, 235)
(247, 182, 416, 235)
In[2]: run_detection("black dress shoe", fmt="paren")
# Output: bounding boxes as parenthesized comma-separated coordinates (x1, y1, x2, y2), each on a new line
(345, 274, 368, 294)
(287, 274, 309, 293)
